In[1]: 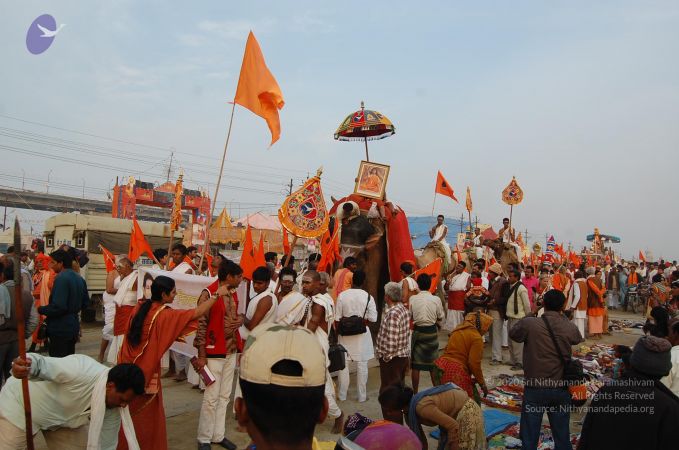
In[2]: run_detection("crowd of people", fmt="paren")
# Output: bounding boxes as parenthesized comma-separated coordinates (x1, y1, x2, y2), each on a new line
(0, 234, 678, 450)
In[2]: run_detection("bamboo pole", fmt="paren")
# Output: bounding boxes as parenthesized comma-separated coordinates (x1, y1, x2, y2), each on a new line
(13, 218, 34, 450)
(198, 102, 237, 272)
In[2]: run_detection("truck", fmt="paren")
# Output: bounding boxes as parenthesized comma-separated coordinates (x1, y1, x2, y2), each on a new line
(43, 213, 183, 320)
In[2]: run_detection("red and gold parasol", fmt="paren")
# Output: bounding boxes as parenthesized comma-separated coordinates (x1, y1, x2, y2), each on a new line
(334, 101, 395, 161)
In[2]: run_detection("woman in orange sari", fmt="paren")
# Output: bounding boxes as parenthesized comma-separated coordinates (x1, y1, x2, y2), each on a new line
(117, 275, 219, 450)
(586, 268, 606, 339)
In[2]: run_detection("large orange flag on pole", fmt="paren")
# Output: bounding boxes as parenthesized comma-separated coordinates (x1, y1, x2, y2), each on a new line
(639, 250, 646, 262)
(129, 219, 156, 263)
(410, 258, 443, 294)
(234, 31, 285, 146)
(434, 171, 458, 202)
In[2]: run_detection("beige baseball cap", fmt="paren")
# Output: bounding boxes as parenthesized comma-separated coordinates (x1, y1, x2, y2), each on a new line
(488, 263, 503, 275)
(240, 323, 326, 387)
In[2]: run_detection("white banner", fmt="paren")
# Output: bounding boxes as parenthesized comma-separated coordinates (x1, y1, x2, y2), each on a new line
(136, 268, 218, 357)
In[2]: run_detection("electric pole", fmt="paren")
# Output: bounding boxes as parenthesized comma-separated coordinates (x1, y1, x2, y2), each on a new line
(288, 179, 293, 196)
(166, 151, 174, 182)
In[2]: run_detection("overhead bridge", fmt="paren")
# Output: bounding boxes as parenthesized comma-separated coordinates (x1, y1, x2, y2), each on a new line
(0, 187, 189, 223)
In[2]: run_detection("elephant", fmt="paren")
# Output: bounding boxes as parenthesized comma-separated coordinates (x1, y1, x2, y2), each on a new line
(329, 197, 415, 317)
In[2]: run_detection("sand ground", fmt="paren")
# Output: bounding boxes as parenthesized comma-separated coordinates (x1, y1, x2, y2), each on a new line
(31, 309, 643, 449)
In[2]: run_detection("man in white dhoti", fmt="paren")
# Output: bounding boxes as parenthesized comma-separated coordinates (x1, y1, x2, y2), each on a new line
(106, 257, 137, 365)
(429, 215, 451, 263)
(0, 353, 144, 449)
(567, 270, 589, 339)
(443, 262, 470, 332)
(169, 244, 194, 382)
(300, 271, 344, 433)
(400, 261, 419, 307)
(239, 267, 277, 340)
(334, 270, 378, 403)
(472, 227, 484, 260)
(499, 217, 522, 260)
(98, 266, 120, 362)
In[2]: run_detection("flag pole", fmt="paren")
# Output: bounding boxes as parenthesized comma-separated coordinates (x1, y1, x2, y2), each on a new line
(199, 102, 237, 272)
(431, 194, 437, 217)
(13, 218, 34, 450)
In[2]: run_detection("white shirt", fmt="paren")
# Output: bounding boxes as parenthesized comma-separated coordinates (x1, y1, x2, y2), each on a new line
(568, 278, 587, 319)
(661, 346, 679, 396)
(409, 291, 445, 327)
(501, 227, 514, 243)
(432, 224, 448, 241)
(335, 288, 378, 361)
(0, 354, 122, 449)
(448, 272, 470, 292)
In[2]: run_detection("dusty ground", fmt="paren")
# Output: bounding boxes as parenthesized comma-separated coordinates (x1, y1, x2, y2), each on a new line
(32, 309, 644, 449)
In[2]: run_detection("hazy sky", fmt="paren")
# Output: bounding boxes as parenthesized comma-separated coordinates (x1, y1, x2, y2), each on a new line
(1, 1, 678, 259)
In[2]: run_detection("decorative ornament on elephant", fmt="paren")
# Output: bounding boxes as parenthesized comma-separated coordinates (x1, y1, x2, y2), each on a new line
(329, 194, 415, 313)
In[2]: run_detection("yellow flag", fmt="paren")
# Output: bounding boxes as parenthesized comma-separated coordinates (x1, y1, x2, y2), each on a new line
(465, 186, 472, 212)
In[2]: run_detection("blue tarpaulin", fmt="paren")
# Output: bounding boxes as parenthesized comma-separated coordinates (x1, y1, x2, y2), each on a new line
(408, 216, 469, 249)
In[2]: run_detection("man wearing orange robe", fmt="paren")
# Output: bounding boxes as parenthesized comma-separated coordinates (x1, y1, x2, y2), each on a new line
(586, 267, 606, 339)
(116, 275, 219, 450)
(29, 254, 54, 352)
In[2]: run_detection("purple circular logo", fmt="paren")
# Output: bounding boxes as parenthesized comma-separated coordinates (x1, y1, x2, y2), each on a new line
(26, 14, 63, 55)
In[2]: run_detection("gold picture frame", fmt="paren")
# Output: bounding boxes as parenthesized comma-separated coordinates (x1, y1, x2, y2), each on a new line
(354, 160, 390, 199)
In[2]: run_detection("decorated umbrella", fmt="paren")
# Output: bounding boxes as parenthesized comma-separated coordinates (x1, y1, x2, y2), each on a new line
(334, 101, 395, 161)
(501, 176, 524, 232)
(586, 233, 621, 243)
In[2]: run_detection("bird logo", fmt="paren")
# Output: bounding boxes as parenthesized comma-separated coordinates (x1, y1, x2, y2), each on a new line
(26, 14, 65, 54)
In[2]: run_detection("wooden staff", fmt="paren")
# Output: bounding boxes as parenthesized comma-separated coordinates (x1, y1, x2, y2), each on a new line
(13, 218, 34, 450)
(165, 231, 175, 270)
(198, 102, 237, 272)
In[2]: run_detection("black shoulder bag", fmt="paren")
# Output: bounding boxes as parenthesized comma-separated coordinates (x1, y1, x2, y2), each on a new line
(338, 293, 370, 336)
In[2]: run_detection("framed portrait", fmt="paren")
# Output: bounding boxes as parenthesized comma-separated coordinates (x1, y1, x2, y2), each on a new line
(354, 160, 390, 199)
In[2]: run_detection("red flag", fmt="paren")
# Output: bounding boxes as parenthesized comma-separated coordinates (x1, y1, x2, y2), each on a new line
(639, 250, 646, 262)
(255, 233, 266, 268)
(99, 244, 116, 273)
(128, 219, 155, 263)
(240, 226, 257, 280)
(434, 171, 458, 203)
(282, 227, 291, 255)
(411, 258, 443, 294)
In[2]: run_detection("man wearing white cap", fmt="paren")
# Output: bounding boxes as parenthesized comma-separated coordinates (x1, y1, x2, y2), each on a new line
(235, 323, 329, 450)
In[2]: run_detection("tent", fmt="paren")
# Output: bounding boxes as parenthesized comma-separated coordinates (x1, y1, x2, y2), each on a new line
(209, 209, 242, 245)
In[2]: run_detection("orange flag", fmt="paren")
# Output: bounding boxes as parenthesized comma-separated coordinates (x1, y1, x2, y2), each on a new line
(435, 171, 458, 203)
(129, 219, 155, 263)
(639, 250, 646, 262)
(282, 227, 291, 255)
(240, 226, 257, 280)
(234, 31, 285, 146)
(318, 229, 340, 272)
(411, 258, 443, 294)
(255, 233, 266, 268)
(99, 244, 116, 273)
(465, 186, 472, 212)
